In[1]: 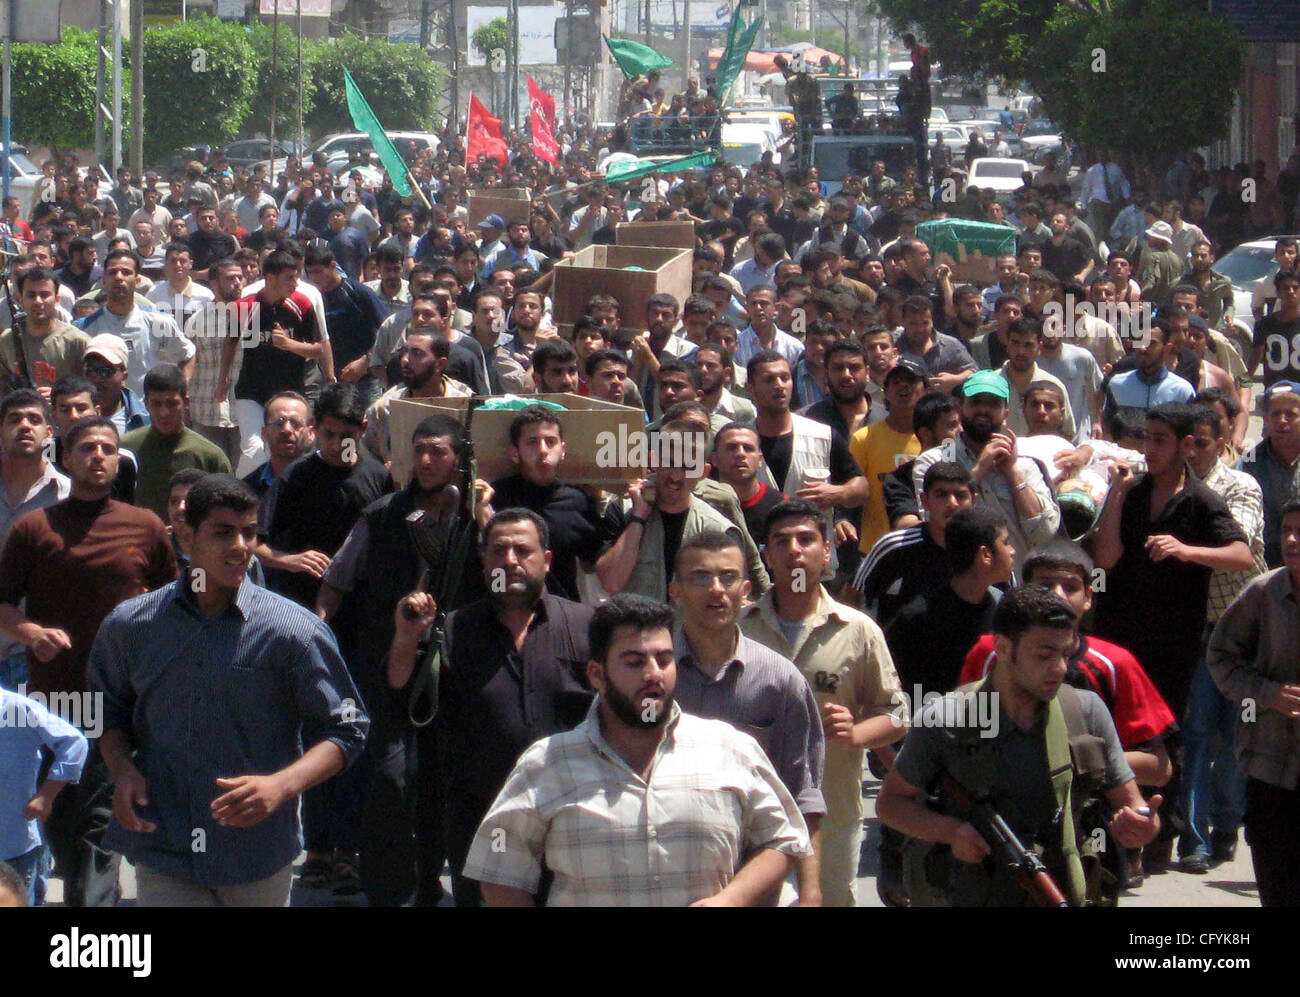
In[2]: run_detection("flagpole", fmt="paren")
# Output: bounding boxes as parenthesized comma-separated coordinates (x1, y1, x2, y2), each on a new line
(344, 67, 433, 213)
(406, 162, 434, 212)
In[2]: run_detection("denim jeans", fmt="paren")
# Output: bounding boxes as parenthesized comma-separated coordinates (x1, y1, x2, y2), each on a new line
(1178, 655, 1247, 858)
(0, 648, 28, 691)
(4, 845, 49, 906)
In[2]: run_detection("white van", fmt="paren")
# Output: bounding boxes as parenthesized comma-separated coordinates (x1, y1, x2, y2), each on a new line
(721, 121, 780, 167)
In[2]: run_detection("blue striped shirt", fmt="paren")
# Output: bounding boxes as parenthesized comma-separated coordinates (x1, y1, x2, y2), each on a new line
(673, 625, 826, 817)
(87, 576, 369, 887)
(0, 689, 88, 860)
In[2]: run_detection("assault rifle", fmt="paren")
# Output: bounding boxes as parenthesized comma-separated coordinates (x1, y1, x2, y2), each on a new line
(940, 772, 1069, 908)
(405, 397, 480, 727)
(0, 237, 32, 390)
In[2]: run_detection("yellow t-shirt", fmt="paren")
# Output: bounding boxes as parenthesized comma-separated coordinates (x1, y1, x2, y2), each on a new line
(849, 421, 921, 554)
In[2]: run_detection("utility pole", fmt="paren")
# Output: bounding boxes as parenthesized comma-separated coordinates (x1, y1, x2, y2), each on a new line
(503, 0, 518, 129)
(95, 1, 106, 172)
(420, 0, 431, 46)
(681, 0, 691, 94)
(3, 0, 11, 203)
(450, 0, 460, 131)
(111, 0, 121, 172)
(562, 0, 572, 124)
(269, 0, 279, 167)
(128, 0, 139, 175)
(843, 0, 850, 75)
(296, 1, 303, 159)
(643, 0, 650, 45)
(875, 13, 883, 77)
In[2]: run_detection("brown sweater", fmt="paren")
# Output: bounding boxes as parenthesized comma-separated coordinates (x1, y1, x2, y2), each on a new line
(0, 496, 177, 697)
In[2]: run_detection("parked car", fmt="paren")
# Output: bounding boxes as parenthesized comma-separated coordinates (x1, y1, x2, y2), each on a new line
(1024, 140, 1072, 172)
(253, 130, 439, 189)
(223, 138, 304, 170)
(4, 146, 45, 220)
(311, 130, 440, 169)
(1014, 118, 1063, 156)
(929, 126, 968, 154)
(1212, 235, 1300, 359)
(967, 157, 1035, 198)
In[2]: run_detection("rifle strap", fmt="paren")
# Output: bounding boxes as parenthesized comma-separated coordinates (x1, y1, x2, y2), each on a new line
(952, 678, 1088, 906)
(1047, 686, 1088, 907)
(408, 629, 442, 728)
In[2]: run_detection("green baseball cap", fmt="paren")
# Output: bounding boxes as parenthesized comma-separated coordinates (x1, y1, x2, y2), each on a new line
(961, 369, 1010, 400)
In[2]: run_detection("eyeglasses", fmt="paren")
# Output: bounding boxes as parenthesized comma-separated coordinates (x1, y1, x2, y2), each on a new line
(84, 364, 120, 378)
(683, 570, 744, 590)
(268, 417, 306, 430)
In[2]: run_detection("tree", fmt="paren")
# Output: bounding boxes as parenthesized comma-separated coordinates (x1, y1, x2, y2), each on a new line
(1038, 3, 1244, 168)
(141, 16, 257, 163)
(10, 27, 106, 155)
(876, 0, 1062, 86)
(876, 0, 1243, 168)
(246, 21, 318, 145)
(307, 32, 444, 137)
(472, 17, 508, 116)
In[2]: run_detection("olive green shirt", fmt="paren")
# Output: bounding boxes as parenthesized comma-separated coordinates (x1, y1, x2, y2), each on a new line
(1138, 248, 1185, 308)
(0, 321, 89, 390)
(121, 424, 232, 521)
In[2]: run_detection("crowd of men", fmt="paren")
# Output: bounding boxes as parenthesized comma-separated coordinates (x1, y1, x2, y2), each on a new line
(1, 112, 1300, 910)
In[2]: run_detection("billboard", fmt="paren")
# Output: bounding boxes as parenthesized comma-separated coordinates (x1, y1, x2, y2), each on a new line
(647, 0, 733, 33)
(467, 5, 563, 67)
(258, 0, 331, 15)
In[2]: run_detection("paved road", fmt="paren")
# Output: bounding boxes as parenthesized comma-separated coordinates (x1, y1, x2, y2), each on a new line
(45, 769, 1259, 908)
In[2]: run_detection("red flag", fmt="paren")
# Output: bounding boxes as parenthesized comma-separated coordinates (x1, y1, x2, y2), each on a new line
(526, 74, 556, 130)
(526, 75, 560, 166)
(466, 93, 509, 168)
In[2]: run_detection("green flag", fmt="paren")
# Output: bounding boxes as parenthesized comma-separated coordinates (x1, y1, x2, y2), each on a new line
(343, 66, 413, 198)
(604, 36, 674, 80)
(714, 9, 763, 101)
(604, 150, 718, 183)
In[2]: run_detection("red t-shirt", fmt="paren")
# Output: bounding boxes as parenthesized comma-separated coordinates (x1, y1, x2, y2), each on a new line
(6, 218, 33, 243)
(959, 633, 1177, 751)
(910, 45, 931, 82)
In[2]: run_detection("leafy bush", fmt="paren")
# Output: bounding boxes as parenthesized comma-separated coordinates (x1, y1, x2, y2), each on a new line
(141, 16, 257, 162)
(11, 27, 104, 154)
(307, 31, 444, 136)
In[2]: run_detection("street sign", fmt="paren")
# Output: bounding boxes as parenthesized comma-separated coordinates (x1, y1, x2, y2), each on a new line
(258, 0, 331, 15)
(388, 19, 422, 44)
(0, 1, 62, 44)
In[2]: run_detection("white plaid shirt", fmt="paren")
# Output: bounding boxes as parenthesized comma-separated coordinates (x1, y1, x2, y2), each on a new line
(462, 700, 811, 906)
(1203, 460, 1267, 623)
(185, 304, 241, 429)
